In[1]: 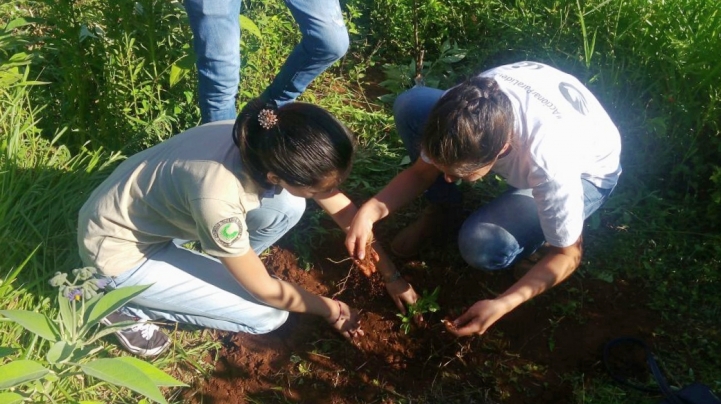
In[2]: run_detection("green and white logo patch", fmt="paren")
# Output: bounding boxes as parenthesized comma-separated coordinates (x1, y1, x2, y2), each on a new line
(212, 217, 244, 247)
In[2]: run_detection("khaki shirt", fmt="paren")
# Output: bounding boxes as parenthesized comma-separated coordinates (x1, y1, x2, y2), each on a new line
(78, 121, 263, 276)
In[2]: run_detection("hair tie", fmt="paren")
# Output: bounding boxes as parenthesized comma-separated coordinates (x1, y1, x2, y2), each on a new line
(258, 109, 278, 130)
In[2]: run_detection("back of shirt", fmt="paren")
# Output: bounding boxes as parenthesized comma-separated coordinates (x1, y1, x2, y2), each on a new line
(78, 120, 263, 276)
(483, 61, 621, 190)
(480, 62, 622, 247)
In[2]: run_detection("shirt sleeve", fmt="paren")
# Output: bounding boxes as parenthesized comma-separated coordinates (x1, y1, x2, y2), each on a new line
(532, 175, 585, 248)
(188, 197, 251, 257)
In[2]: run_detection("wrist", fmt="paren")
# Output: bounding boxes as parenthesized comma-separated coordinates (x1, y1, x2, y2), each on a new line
(383, 270, 403, 283)
(326, 300, 342, 324)
(360, 199, 387, 223)
(493, 293, 523, 314)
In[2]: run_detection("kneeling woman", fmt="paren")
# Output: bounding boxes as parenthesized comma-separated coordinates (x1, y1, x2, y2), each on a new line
(78, 99, 417, 356)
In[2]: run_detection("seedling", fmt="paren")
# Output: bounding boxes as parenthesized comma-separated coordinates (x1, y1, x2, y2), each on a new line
(397, 286, 441, 334)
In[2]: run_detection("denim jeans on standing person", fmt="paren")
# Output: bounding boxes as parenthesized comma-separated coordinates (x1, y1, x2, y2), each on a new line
(184, 0, 349, 123)
(393, 86, 616, 271)
(109, 189, 306, 334)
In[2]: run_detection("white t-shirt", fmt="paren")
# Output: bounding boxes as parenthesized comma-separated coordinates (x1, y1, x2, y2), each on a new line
(425, 62, 622, 247)
(78, 121, 265, 276)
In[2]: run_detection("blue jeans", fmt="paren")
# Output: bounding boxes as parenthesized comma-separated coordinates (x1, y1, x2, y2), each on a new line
(184, 0, 349, 123)
(394, 86, 615, 270)
(110, 189, 306, 333)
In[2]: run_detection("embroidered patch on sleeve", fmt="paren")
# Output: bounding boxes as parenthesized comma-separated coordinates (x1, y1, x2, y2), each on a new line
(211, 217, 244, 247)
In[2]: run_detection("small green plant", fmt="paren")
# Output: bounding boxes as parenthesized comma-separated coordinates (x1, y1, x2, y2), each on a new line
(397, 286, 441, 334)
(0, 267, 186, 403)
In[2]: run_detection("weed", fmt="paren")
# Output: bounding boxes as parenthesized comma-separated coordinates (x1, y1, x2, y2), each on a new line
(0, 268, 186, 403)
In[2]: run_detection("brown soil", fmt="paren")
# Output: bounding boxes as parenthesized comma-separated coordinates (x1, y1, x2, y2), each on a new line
(184, 216, 661, 404)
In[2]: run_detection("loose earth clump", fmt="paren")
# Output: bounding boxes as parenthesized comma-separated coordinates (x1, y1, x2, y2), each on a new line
(184, 218, 661, 404)
(353, 240, 379, 277)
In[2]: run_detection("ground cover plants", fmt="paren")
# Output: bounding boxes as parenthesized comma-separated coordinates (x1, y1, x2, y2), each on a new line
(1, 0, 720, 402)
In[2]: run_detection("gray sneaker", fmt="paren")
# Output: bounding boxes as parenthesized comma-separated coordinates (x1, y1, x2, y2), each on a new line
(100, 311, 171, 357)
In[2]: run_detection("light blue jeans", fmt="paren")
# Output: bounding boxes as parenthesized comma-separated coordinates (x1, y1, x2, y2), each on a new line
(184, 0, 349, 123)
(110, 189, 306, 333)
(393, 86, 616, 270)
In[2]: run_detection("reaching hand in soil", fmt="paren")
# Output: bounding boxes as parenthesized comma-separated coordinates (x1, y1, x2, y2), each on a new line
(385, 277, 419, 320)
(443, 299, 510, 337)
(328, 299, 364, 340)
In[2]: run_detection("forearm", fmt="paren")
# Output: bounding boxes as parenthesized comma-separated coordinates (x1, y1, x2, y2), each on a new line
(372, 244, 402, 281)
(362, 162, 438, 223)
(314, 189, 357, 232)
(257, 278, 335, 320)
(494, 243, 582, 313)
(220, 254, 336, 321)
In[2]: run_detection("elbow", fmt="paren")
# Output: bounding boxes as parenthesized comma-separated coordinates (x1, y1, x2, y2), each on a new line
(567, 237, 584, 272)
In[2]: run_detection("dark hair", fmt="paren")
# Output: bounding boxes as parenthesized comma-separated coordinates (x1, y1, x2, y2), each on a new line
(421, 76, 514, 174)
(233, 98, 355, 190)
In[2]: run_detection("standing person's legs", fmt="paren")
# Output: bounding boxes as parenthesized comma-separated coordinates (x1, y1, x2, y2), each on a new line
(184, 0, 241, 123)
(458, 180, 614, 270)
(115, 190, 306, 333)
(261, 0, 349, 106)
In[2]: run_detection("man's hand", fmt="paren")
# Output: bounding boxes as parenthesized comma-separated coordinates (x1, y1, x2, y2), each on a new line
(444, 299, 512, 337)
(444, 238, 584, 337)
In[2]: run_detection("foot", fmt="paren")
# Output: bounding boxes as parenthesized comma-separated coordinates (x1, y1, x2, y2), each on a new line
(100, 311, 171, 357)
(391, 203, 461, 258)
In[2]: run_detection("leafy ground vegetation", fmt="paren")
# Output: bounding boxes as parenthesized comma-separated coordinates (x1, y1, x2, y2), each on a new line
(1, 0, 720, 402)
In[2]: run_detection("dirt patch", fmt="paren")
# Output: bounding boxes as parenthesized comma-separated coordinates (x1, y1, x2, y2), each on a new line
(184, 216, 661, 404)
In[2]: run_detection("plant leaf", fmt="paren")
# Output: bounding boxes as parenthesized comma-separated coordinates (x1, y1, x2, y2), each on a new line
(0, 392, 25, 404)
(57, 290, 75, 338)
(0, 360, 51, 389)
(0, 347, 17, 358)
(239, 15, 261, 39)
(4, 18, 31, 32)
(69, 345, 104, 363)
(169, 64, 187, 88)
(116, 357, 187, 387)
(81, 358, 168, 404)
(0, 310, 60, 342)
(84, 320, 136, 346)
(82, 284, 151, 333)
(46, 341, 77, 364)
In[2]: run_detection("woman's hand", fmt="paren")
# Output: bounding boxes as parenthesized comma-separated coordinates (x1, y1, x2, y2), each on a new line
(345, 208, 377, 261)
(385, 276, 418, 314)
(327, 299, 364, 340)
(443, 299, 511, 337)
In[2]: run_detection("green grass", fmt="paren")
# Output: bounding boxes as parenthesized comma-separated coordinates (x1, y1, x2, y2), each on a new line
(2, 0, 720, 402)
